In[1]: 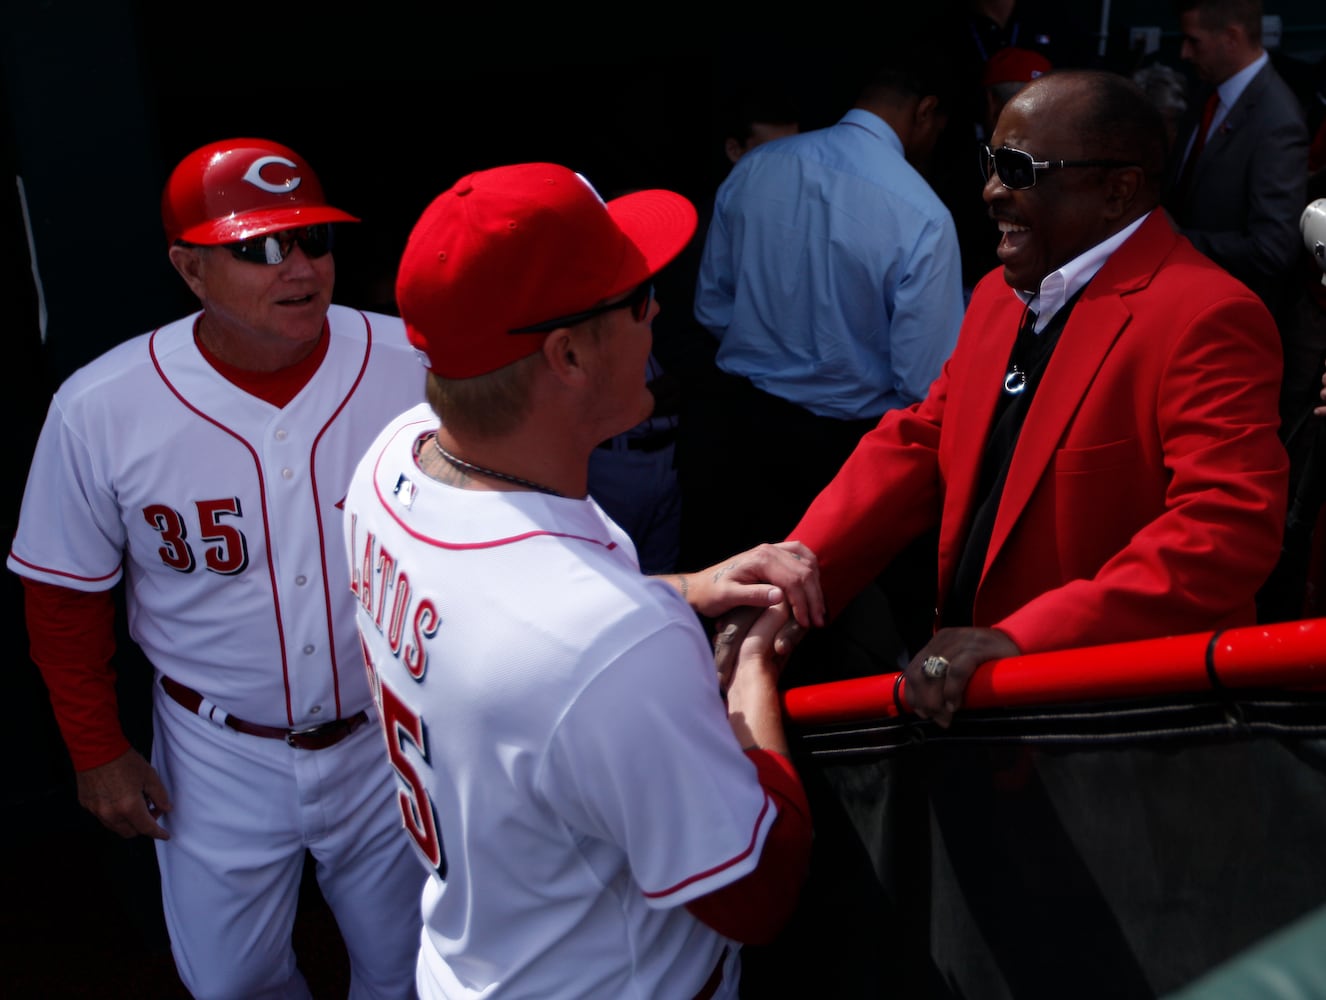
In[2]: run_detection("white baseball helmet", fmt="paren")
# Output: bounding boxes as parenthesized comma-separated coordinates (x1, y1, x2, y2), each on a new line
(1303, 198, 1326, 281)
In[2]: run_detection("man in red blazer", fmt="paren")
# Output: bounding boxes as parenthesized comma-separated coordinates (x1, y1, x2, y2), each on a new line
(785, 68, 1288, 727)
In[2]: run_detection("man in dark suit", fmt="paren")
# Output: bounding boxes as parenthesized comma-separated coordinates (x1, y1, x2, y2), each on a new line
(1166, 0, 1308, 318)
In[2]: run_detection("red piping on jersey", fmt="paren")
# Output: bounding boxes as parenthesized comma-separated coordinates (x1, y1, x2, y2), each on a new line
(6, 552, 121, 584)
(150, 321, 293, 726)
(369, 424, 620, 552)
(307, 309, 376, 718)
(642, 791, 773, 900)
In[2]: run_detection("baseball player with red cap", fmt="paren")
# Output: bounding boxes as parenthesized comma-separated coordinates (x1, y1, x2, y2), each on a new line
(980, 46, 1053, 139)
(343, 162, 821, 998)
(980, 45, 1052, 90)
(9, 137, 424, 998)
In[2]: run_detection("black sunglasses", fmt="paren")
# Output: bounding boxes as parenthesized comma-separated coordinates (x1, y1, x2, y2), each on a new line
(981, 144, 1141, 190)
(508, 281, 655, 335)
(217, 224, 335, 265)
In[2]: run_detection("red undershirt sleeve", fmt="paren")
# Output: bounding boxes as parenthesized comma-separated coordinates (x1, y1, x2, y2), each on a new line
(684, 748, 813, 944)
(22, 578, 128, 771)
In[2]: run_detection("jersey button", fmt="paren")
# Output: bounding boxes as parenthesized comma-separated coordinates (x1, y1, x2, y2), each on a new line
(295, 575, 308, 586)
(309, 705, 322, 715)
(275, 429, 288, 441)
(282, 468, 294, 480)
(302, 644, 315, 655)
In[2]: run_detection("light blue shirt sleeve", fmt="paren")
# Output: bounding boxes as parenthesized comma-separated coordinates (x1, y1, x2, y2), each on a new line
(693, 191, 735, 343)
(887, 210, 965, 405)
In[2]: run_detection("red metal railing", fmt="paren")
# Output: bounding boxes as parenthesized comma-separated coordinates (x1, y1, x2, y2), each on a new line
(782, 617, 1326, 727)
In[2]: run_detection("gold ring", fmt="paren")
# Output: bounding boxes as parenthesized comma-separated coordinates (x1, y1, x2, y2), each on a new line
(922, 655, 950, 679)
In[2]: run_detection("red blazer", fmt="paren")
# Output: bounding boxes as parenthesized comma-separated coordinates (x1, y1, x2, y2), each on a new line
(790, 210, 1289, 654)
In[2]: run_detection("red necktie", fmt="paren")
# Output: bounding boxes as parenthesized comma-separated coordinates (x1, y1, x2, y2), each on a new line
(1175, 92, 1218, 202)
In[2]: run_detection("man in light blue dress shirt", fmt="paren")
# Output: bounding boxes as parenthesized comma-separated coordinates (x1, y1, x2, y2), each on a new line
(695, 82, 963, 424)
(684, 51, 964, 660)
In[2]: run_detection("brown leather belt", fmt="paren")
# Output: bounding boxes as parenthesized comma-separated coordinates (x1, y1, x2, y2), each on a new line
(160, 675, 369, 751)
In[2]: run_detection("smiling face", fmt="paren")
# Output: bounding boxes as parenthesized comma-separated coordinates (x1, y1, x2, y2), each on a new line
(169, 236, 335, 371)
(983, 77, 1125, 292)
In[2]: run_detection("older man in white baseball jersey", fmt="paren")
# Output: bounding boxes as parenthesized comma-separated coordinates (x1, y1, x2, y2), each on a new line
(343, 162, 820, 999)
(8, 138, 425, 998)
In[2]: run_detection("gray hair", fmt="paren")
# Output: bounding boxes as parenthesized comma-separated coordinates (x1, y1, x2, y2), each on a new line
(1132, 63, 1189, 121)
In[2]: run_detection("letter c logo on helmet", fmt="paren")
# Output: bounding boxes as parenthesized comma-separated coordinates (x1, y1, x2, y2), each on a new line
(242, 156, 303, 195)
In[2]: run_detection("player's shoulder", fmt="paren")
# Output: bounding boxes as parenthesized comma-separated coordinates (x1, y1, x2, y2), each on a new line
(326, 306, 428, 391)
(352, 400, 436, 476)
(376, 400, 436, 448)
(54, 313, 197, 402)
(567, 553, 702, 657)
(558, 574, 714, 720)
(328, 304, 414, 351)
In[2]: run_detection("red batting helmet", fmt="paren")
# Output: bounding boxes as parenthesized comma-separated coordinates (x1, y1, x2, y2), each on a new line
(161, 137, 359, 245)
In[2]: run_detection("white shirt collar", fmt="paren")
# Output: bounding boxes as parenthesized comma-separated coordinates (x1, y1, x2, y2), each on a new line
(1016, 211, 1151, 331)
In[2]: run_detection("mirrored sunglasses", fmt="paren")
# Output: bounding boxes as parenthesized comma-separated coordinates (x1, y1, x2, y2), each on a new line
(508, 281, 655, 335)
(221, 224, 335, 265)
(980, 144, 1141, 190)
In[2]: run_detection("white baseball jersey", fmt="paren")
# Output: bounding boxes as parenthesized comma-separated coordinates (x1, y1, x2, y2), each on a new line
(9, 304, 429, 996)
(344, 402, 778, 1000)
(9, 304, 425, 727)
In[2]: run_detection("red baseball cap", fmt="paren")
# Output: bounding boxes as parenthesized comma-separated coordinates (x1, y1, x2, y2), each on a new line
(981, 47, 1052, 88)
(396, 163, 697, 378)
